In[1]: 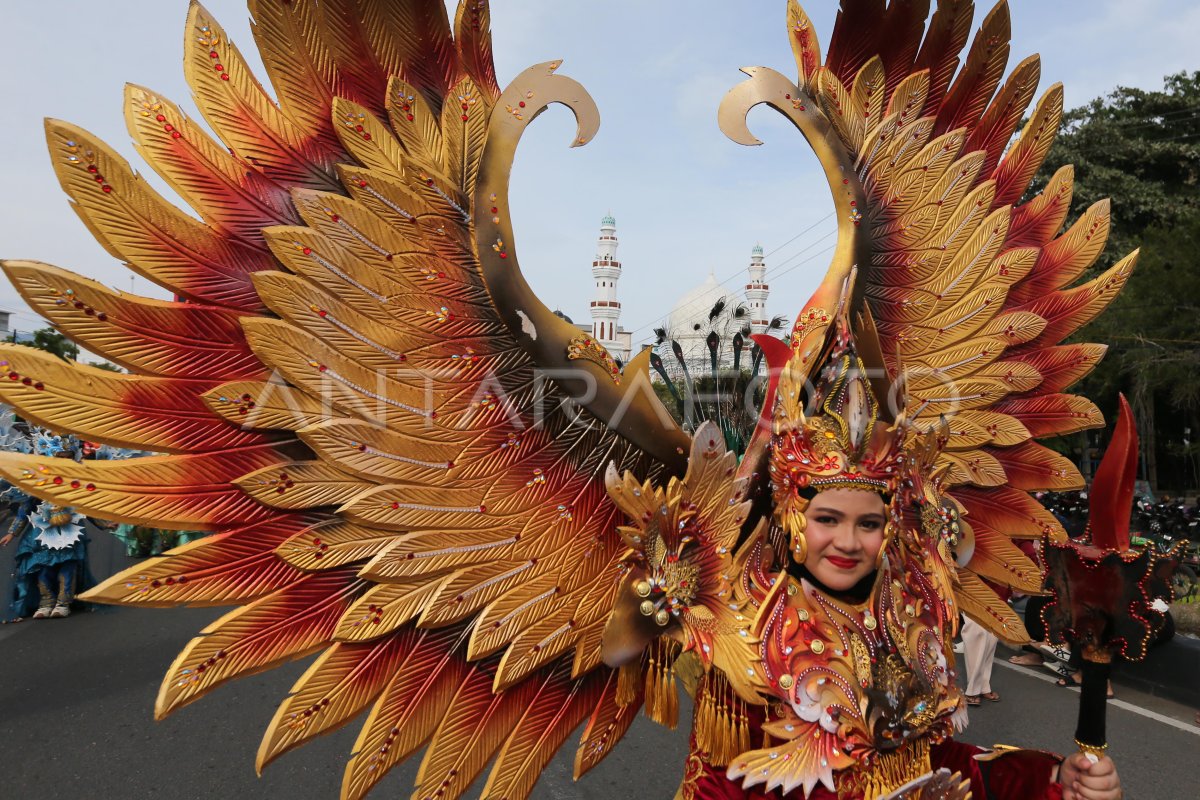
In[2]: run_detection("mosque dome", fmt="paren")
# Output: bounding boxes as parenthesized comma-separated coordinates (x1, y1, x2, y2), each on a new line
(657, 273, 751, 381)
(601, 212, 616, 227)
(667, 273, 730, 335)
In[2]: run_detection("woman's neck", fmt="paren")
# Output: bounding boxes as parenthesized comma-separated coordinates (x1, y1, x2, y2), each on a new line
(789, 562, 877, 605)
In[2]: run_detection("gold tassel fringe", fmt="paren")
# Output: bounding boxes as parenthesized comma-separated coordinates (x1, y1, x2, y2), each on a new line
(616, 659, 641, 707)
(644, 637, 681, 729)
(693, 669, 750, 767)
(841, 737, 932, 800)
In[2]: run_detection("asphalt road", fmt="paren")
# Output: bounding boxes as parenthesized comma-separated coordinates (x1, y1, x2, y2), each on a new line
(1, 605, 1197, 799)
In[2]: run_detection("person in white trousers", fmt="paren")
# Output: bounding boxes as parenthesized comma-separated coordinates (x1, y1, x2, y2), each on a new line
(961, 615, 1000, 705)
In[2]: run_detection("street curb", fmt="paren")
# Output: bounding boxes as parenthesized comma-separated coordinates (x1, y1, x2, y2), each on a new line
(1112, 636, 1200, 709)
(1000, 638, 1200, 710)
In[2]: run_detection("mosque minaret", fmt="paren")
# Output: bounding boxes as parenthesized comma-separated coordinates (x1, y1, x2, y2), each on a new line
(745, 243, 770, 335)
(578, 216, 769, 371)
(589, 213, 628, 360)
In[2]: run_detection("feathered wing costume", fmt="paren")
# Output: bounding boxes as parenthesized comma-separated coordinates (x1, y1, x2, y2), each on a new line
(0, 1, 1130, 799)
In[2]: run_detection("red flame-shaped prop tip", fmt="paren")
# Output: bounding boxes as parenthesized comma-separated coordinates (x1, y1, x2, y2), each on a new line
(1088, 394, 1139, 552)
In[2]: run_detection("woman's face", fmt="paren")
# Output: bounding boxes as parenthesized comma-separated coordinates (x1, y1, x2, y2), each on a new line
(802, 488, 887, 592)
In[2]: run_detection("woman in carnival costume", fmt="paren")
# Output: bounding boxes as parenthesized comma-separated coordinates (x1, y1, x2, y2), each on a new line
(0, 1, 1153, 798)
(601, 322, 1121, 799)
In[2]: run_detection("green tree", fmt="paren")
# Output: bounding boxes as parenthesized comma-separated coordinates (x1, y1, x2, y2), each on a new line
(1034, 72, 1200, 491)
(6, 326, 79, 362)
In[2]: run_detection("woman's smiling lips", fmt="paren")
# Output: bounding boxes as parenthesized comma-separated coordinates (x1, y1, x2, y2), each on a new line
(825, 556, 860, 570)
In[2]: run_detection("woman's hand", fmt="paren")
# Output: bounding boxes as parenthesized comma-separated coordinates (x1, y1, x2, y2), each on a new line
(0, 532, 13, 547)
(1059, 753, 1122, 800)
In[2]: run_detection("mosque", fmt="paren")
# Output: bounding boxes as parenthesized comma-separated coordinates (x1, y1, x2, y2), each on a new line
(559, 215, 772, 376)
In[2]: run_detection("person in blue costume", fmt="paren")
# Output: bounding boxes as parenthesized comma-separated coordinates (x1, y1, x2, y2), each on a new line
(0, 432, 92, 620)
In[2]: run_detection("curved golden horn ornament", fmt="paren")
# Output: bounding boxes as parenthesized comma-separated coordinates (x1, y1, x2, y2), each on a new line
(720, 66, 873, 480)
(474, 61, 690, 473)
(718, 66, 871, 362)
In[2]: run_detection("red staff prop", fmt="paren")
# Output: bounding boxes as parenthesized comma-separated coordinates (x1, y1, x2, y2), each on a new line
(1041, 395, 1181, 761)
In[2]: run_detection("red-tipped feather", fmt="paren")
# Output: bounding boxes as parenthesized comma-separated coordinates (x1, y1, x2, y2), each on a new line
(825, 0, 887, 89)
(1089, 395, 1139, 552)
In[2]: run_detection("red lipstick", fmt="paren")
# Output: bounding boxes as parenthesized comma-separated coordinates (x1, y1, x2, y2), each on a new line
(826, 556, 859, 569)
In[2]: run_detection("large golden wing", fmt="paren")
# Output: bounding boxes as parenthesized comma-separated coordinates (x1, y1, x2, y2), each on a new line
(720, 0, 1129, 641)
(0, 3, 689, 798)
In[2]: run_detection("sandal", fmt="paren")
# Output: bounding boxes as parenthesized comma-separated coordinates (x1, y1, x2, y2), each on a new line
(965, 694, 982, 706)
(1008, 652, 1043, 666)
(980, 691, 1000, 702)
(1036, 643, 1072, 664)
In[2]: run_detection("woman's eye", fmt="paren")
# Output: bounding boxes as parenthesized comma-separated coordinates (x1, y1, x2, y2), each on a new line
(813, 515, 837, 525)
(859, 520, 882, 530)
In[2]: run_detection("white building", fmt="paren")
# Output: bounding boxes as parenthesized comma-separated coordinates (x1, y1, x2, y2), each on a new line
(654, 246, 772, 380)
(587, 214, 632, 363)
(574, 218, 773, 374)
(746, 243, 770, 334)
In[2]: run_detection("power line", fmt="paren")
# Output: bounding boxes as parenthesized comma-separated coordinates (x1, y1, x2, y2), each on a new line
(622, 215, 837, 338)
(764, 213, 835, 257)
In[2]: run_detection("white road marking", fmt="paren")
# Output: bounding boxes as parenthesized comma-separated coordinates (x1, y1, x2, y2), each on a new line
(995, 658, 1200, 737)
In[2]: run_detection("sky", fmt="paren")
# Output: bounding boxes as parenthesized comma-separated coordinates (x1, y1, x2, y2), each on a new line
(1, 0, 1197, 350)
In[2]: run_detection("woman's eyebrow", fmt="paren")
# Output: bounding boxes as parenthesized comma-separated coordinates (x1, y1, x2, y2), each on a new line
(810, 506, 844, 515)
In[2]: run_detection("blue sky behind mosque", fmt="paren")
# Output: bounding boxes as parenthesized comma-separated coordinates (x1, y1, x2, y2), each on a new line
(1, 1, 1197, 348)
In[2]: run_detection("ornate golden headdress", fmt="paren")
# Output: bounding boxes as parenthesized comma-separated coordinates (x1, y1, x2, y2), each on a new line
(767, 316, 911, 563)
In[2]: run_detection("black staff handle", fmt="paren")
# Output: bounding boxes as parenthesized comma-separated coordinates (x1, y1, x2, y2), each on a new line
(1074, 657, 1111, 760)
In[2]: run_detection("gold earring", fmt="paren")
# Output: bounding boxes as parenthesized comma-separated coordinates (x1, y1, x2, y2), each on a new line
(790, 528, 808, 564)
(876, 521, 896, 568)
